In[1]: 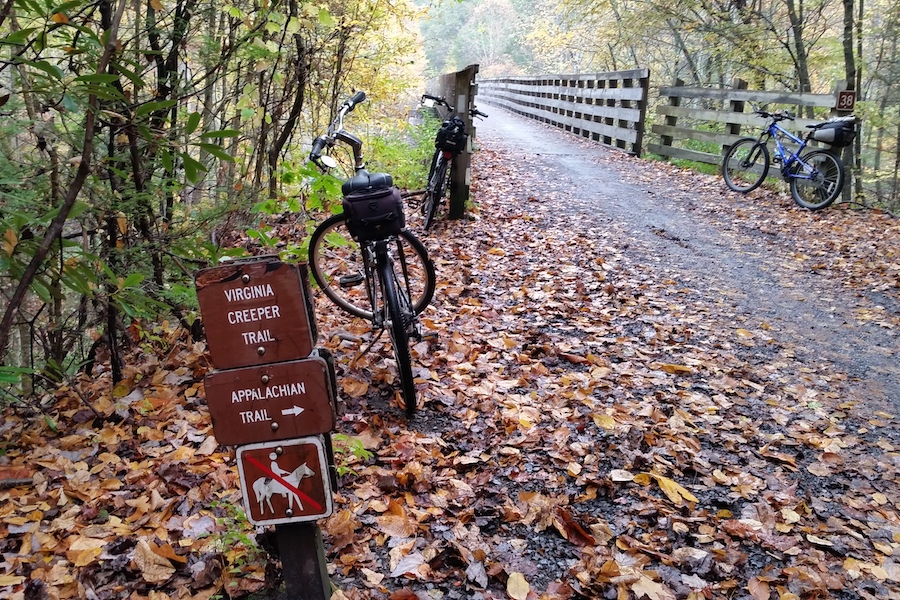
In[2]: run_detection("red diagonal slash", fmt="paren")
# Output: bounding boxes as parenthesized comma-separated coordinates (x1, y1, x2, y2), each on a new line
(245, 454, 323, 512)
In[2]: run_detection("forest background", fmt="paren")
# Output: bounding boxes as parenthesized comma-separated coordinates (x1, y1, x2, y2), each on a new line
(1, 0, 899, 408)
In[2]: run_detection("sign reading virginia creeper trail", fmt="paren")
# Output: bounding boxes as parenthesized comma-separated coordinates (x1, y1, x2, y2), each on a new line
(194, 258, 317, 369)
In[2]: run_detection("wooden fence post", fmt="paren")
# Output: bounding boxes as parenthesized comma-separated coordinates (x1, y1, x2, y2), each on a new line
(725, 78, 749, 144)
(634, 70, 650, 157)
(449, 64, 479, 220)
(659, 77, 684, 151)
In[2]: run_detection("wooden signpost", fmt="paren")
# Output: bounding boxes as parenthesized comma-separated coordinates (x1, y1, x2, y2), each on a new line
(195, 255, 336, 600)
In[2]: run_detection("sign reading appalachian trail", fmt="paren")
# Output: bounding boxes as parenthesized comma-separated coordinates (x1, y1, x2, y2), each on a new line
(237, 436, 334, 526)
(203, 356, 335, 446)
(195, 256, 316, 369)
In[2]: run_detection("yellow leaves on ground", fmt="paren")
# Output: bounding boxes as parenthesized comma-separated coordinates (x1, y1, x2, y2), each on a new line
(132, 539, 176, 583)
(659, 363, 693, 375)
(592, 413, 616, 430)
(341, 377, 369, 397)
(632, 573, 676, 600)
(376, 499, 418, 539)
(628, 472, 698, 506)
(506, 572, 530, 600)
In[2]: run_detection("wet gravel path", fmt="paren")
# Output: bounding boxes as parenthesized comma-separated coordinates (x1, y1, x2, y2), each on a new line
(474, 107, 900, 410)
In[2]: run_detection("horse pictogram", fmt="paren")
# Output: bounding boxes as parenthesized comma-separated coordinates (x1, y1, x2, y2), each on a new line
(252, 460, 316, 513)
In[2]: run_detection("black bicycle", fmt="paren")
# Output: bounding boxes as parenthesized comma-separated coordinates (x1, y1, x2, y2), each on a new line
(308, 91, 436, 416)
(420, 94, 487, 229)
(722, 107, 859, 210)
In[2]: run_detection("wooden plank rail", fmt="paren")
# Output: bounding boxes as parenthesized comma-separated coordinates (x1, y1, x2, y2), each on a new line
(477, 69, 650, 156)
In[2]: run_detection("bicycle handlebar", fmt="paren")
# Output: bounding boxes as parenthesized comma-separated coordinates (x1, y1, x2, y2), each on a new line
(342, 90, 367, 113)
(422, 93, 488, 121)
(754, 108, 794, 121)
(422, 93, 451, 109)
(310, 91, 368, 170)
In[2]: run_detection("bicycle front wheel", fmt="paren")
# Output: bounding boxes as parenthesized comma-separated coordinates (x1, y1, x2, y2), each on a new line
(378, 253, 417, 415)
(789, 150, 844, 210)
(423, 154, 449, 230)
(722, 138, 769, 193)
(308, 214, 435, 320)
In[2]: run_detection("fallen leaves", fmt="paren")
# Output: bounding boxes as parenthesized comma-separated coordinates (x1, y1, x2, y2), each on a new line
(4, 127, 900, 600)
(506, 572, 530, 599)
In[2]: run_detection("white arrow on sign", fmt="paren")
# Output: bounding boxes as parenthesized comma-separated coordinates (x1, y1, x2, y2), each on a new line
(281, 405, 305, 417)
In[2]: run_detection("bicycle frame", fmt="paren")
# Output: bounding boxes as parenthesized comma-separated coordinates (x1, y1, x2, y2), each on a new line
(756, 119, 824, 184)
(767, 123, 806, 172)
(354, 236, 417, 331)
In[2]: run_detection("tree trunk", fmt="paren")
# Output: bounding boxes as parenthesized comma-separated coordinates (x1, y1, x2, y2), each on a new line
(841, 0, 856, 204)
(0, 0, 127, 359)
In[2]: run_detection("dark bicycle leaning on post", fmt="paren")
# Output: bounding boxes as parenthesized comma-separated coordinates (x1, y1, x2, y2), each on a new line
(419, 93, 487, 230)
(307, 90, 437, 417)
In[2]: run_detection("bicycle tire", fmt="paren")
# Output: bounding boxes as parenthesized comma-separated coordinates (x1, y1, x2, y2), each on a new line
(789, 150, 844, 210)
(378, 252, 417, 415)
(423, 154, 449, 230)
(308, 213, 436, 320)
(722, 138, 770, 193)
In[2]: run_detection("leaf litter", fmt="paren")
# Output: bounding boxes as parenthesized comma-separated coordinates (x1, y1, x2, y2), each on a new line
(1, 138, 899, 600)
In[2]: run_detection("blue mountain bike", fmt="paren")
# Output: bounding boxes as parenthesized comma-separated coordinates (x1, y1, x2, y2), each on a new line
(722, 108, 858, 210)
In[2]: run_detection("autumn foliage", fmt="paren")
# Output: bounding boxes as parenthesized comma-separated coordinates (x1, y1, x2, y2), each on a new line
(2, 137, 900, 600)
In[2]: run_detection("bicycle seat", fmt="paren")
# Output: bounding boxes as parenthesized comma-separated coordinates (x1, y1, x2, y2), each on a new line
(342, 170, 394, 195)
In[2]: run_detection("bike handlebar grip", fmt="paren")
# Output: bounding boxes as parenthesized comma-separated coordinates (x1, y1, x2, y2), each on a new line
(310, 135, 327, 160)
(344, 90, 367, 112)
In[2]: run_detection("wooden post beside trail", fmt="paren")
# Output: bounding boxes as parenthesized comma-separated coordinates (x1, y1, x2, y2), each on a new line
(433, 64, 480, 221)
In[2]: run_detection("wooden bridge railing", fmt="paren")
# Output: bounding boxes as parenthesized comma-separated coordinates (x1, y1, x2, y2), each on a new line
(648, 78, 847, 165)
(476, 69, 650, 156)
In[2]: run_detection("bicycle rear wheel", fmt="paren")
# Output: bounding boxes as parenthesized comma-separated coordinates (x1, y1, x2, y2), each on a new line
(378, 252, 417, 415)
(789, 150, 844, 210)
(308, 214, 435, 320)
(722, 138, 769, 193)
(423, 154, 449, 230)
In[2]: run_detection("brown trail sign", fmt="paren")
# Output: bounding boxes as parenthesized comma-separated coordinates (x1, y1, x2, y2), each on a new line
(195, 256, 317, 369)
(203, 356, 336, 446)
(236, 436, 334, 526)
(195, 255, 339, 599)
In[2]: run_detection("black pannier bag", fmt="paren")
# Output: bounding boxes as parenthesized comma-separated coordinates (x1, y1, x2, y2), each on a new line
(342, 186, 405, 242)
(435, 116, 468, 154)
(811, 118, 858, 147)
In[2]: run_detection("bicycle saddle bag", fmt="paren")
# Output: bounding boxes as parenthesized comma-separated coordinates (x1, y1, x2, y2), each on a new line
(342, 171, 394, 196)
(435, 116, 468, 154)
(342, 186, 405, 242)
(810, 118, 857, 147)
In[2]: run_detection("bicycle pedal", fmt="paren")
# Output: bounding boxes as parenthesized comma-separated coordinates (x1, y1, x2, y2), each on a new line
(420, 331, 438, 341)
(339, 273, 365, 288)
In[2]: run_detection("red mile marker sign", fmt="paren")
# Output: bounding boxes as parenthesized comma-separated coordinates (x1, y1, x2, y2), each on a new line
(203, 356, 335, 446)
(237, 436, 333, 526)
